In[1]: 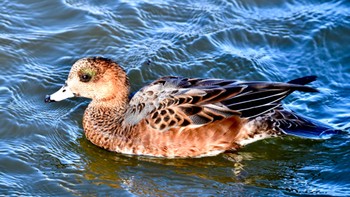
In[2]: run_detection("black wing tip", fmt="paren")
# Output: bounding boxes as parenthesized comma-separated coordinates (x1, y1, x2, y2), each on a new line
(287, 76, 317, 85)
(287, 75, 319, 93)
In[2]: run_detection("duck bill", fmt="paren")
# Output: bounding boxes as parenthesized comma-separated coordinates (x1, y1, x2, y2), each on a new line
(45, 84, 75, 103)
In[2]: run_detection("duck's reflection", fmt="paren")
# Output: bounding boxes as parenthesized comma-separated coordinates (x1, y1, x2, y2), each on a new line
(77, 137, 256, 194)
(77, 136, 334, 195)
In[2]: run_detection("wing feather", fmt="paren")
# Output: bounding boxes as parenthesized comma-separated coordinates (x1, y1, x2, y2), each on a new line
(124, 76, 318, 132)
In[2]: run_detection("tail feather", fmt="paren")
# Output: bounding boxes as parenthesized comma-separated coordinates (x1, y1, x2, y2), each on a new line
(282, 118, 340, 139)
(273, 109, 340, 139)
(287, 75, 317, 85)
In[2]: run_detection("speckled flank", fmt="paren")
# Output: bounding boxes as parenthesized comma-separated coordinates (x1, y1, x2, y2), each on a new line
(83, 103, 246, 158)
(47, 57, 337, 158)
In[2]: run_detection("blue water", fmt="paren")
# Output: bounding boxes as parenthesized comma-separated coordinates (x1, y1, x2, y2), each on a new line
(0, 0, 349, 196)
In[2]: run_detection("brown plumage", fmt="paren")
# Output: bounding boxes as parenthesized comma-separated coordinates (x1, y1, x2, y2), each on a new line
(45, 57, 339, 158)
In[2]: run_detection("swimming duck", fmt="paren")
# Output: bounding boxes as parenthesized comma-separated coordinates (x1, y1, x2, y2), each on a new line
(45, 57, 338, 158)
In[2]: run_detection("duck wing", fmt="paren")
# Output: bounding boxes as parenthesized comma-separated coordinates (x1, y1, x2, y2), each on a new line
(221, 76, 318, 118)
(124, 76, 318, 132)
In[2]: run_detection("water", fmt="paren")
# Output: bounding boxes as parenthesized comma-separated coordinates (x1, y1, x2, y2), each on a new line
(0, 0, 349, 196)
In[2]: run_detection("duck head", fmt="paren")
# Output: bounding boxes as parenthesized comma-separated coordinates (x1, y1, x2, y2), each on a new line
(45, 57, 130, 105)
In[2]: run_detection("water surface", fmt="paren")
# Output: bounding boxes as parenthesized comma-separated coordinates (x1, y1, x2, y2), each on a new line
(0, 0, 349, 196)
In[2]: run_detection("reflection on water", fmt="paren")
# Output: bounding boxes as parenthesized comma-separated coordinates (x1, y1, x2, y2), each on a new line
(0, 0, 349, 196)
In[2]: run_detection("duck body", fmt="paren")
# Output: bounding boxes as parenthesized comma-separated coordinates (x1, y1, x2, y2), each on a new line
(45, 57, 339, 158)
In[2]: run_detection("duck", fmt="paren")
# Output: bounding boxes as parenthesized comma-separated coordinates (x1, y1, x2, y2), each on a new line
(45, 57, 339, 158)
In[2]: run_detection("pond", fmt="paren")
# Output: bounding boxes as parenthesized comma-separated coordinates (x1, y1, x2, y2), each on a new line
(0, 0, 349, 196)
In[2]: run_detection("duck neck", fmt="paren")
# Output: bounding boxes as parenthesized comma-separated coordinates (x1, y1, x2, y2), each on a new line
(83, 97, 135, 151)
(93, 94, 127, 110)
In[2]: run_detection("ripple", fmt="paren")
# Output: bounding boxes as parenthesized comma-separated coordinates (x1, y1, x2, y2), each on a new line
(63, 0, 118, 15)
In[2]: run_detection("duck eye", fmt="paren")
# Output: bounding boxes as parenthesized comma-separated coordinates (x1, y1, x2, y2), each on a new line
(80, 74, 92, 82)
